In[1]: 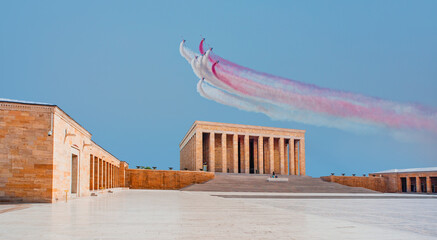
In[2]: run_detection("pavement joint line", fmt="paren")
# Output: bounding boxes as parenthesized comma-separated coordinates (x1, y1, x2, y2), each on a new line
(212, 195, 437, 199)
(0, 204, 31, 214)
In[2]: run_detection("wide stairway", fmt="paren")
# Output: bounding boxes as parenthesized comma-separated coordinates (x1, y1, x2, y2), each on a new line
(182, 173, 376, 193)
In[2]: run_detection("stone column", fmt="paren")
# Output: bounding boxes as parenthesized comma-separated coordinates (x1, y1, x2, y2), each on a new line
(106, 162, 109, 189)
(426, 176, 432, 193)
(100, 160, 104, 189)
(397, 177, 402, 192)
(299, 138, 306, 176)
(93, 158, 96, 190)
(99, 159, 103, 189)
(96, 158, 99, 190)
(108, 162, 112, 188)
(104, 161, 107, 189)
(253, 138, 258, 174)
(294, 140, 299, 175)
(107, 164, 110, 189)
(284, 141, 288, 175)
(233, 134, 238, 173)
(269, 137, 274, 174)
(209, 132, 215, 172)
(416, 176, 421, 193)
(279, 138, 285, 175)
(222, 133, 227, 173)
(195, 130, 203, 171)
(244, 135, 249, 174)
(90, 155, 94, 191)
(406, 176, 411, 192)
(106, 162, 108, 189)
(105, 162, 107, 188)
(289, 139, 295, 175)
(258, 137, 264, 174)
(111, 164, 114, 188)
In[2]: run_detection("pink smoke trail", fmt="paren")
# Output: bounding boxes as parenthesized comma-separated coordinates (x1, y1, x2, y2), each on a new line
(183, 39, 437, 134)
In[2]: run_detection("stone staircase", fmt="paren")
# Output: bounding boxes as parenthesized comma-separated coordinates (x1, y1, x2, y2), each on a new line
(181, 173, 376, 193)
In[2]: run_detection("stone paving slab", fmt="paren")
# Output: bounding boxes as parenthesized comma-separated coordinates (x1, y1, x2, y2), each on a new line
(0, 190, 435, 240)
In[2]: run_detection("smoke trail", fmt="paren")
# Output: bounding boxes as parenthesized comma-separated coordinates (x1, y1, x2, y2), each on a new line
(180, 39, 437, 135)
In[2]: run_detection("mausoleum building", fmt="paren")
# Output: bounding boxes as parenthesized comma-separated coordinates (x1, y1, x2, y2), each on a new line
(180, 121, 306, 175)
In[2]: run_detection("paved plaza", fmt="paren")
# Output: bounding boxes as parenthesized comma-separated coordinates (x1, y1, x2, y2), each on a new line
(0, 190, 436, 239)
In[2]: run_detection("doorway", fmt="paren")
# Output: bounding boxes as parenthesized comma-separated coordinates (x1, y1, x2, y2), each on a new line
(249, 139, 254, 174)
(420, 177, 427, 192)
(431, 177, 437, 193)
(410, 177, 416, 192)
(400, 177, 407, 192)
(71, 154, 79, 195)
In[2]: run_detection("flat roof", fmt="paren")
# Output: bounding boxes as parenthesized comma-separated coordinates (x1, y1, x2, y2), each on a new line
(372, 167, 437, 174)
(194, 121, 306, 133)
(0, 98, 56, 106)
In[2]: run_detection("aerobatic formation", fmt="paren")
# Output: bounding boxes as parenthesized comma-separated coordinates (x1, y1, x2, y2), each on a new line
(179, 39, 437, 136)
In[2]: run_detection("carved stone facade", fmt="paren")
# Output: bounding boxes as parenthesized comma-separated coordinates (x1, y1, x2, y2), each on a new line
(180, 121, 306, 175)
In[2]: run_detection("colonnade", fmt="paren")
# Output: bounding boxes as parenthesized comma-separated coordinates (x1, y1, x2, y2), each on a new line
(196, 131, 305, 175)
(89, 155, 119, 191)
(403, 176, 435, 193)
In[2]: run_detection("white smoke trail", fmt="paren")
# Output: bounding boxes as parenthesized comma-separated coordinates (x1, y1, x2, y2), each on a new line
(181, 40, 437, 138)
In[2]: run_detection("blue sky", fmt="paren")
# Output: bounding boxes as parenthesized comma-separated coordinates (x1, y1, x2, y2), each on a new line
(1, 1, 436, 176)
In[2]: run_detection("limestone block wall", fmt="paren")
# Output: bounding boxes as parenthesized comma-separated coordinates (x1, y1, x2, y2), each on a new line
(52, 107, 123, 201)
(180, 133, 196, 171)
(0, 103, 54, 202)
(52, 108, 92, 201)
(126, 169, 214, 190)
(117, 161, 129, 188)
(321, 175, 388, 192)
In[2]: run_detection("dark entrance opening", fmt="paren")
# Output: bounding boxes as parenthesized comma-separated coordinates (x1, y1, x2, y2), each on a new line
(420, 177, 427, 192)
(400, 177, 407, 192)
(431, 177, 437, 193)
(237, 139, 241, 173)
(410, 177, 417, 192)
(202, 133, 210, 171)
(249, 139, 255, 174)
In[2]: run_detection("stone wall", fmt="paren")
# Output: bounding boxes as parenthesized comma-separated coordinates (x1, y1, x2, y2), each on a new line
(51, 108, 123, 201)
(0, 103, 54, 202)
(180, 133, 196, 171)
(117, 161, 129, 188)
(321, 175, 388, 192)
(126, 170, 214, 190)
(1, 101, 126, 203)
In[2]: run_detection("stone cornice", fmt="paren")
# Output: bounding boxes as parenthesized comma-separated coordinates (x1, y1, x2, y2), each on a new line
(53, 107, 91, 138)
(0, 101, 54, 113)
(196, 121, 306, 133)
(179, 121, 305, 150)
